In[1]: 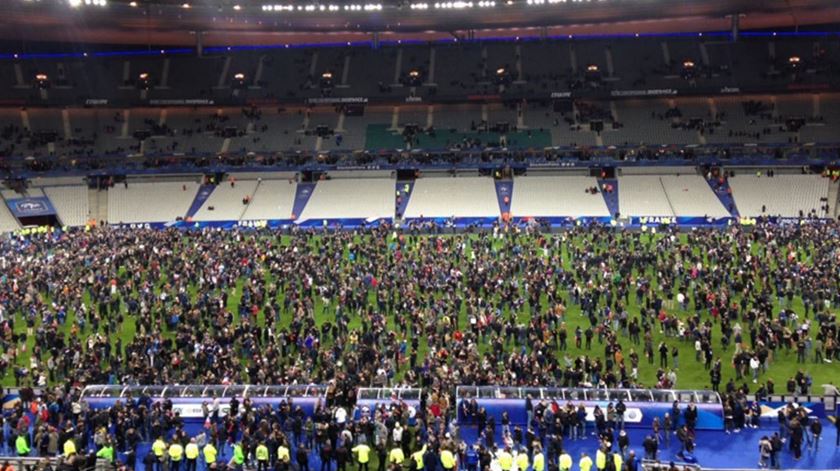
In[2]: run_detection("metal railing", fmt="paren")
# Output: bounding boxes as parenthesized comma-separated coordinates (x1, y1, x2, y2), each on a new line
(455, 386, 722, 404)
(0, 457, 111, 471)
(79, 384, 328, 400)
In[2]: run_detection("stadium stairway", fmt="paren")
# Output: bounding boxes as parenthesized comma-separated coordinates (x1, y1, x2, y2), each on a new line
(658, 177, 679, 217)
(829, 178, 839, 219)
(706, 177, 741, 218)
(86, 188, 109, 224)
(395, 180, 414, 219)
(238, 180, 262, 221)
(186, 185, 216, 220)
(291, 182, 316, 221)
(597, 178, 620, 218)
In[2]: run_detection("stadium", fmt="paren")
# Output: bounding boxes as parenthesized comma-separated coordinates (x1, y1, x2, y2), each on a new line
(0, 1, 839, 471)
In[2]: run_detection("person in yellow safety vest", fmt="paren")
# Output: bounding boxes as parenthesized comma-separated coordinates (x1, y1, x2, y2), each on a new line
(277, 443, 291, 471)
(255, 442, 270, 471)
(579, 452, 593, 471)
(63, 437, 77, 457)
(169, 441, 185, 471)
(595, 449, 607, 471)
(411, 444, 427, 471)
(185, 438, 200, 471)
(611, 453, 623, 471)
(15, 435, 30, 456)
(440, 448, 457, 471)
(152, 437, 167, 471)
(514, 448, 528, 471)
(352, 440, 371, 471)
(558, 452, 572, 471)
(497, 447, 513, 471)
(96, 441, 115, 464)
(532, 444, 545, 471)
(232, 443, 246, 469)
(203, 442, 218, 467)
(388, 446, 405, 469)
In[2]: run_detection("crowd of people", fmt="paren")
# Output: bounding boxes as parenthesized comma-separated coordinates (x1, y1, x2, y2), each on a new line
(0, 220, 839, 471)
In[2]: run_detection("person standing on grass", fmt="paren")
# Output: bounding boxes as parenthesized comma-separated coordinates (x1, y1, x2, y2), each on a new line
(388, 443, 404, 470)
(659, 343, 668, 368)
(750, 356, 761, 383)
(352, 438, 371, 471)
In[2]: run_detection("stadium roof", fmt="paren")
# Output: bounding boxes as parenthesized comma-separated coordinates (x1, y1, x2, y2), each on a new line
(0, 0, 838, 45)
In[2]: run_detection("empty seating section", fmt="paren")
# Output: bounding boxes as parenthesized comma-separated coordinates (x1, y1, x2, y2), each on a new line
(435, 44, 488, 95)
(394, 46, 430, 85)
(397, 106, 428, 129)
(573, 42, 607, 76)
(42, 186, 90, 226)
(193, 179, 260, 221)
(510, 176, 609, 218)
(521, 43, 571, 86)
(108, 180, 199, 223)
(348, 47, 398, 96)
(0, 172, 831, 230)
(405, 177, 498, 218)
(0, 36, 835, 108)
(0, 189, 19, 200)
(433, 103, 476, 133)
(618, 176, 675, 217)
(658, 176, 730, 218)
(166, 56, 222, 95)
(605, 100, 698, 146)
(230, 108, 312, 152)
(487, 103, 519, 127)
(68, 108, 129, 155)
(0, 92, 836, 156)
(801, 95, 840, 142)
(240, 180, 297, 221)
(298, 178, 394, 222)
(776, 95, 813, 117)
(0, 198, 20, 233)
(729, 174, 830, 218)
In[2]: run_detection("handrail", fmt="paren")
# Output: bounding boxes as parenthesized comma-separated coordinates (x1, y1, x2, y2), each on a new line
(0, 457, 112, 471)
(454, 386, 719, 403)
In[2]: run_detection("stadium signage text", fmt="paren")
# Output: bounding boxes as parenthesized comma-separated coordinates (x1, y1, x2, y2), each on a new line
(335, 165, 382, 170)
(6, 197, 57, 217)
(237, 220, 269, 228)
(306, 97, 369, 105)
(610, 89, 678, 97)
(148, 99, 216, 105)
(550, 92, 572, 98)
(84, 99, 109, 106)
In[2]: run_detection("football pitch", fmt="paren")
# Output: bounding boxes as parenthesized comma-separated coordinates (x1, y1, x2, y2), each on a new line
(3, 228, 838, 391)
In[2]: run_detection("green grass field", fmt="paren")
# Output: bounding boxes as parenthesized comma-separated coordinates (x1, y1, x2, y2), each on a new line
(3, 230, 837, 391)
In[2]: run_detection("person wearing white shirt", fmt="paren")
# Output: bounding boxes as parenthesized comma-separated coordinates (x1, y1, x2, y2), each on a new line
(392, 422, 403, 444)
(750, 356, 761, 383)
